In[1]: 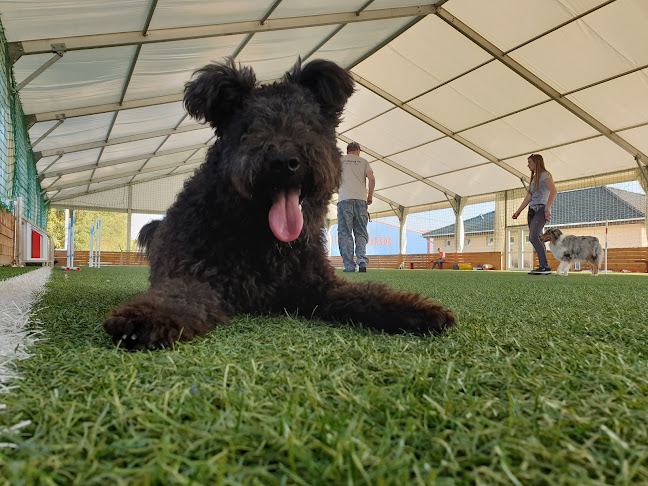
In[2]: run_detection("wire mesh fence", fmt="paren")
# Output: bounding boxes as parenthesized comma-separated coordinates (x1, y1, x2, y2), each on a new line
(328, 168, 646, 272)
(0, 21, 48, 229)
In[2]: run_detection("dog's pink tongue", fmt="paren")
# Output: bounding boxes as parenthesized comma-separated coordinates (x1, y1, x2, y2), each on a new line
(269, 189, 303, 242)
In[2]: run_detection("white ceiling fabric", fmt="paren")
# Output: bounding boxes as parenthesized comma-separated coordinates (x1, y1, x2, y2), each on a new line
(0, 0, 645, 220)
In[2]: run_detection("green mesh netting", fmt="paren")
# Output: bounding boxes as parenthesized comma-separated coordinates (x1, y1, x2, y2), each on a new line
(0, 20, 48, 229)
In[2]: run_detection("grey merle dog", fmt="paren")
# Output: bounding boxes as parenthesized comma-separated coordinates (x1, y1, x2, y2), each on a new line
(103, 58, 457, 350)
(541, 228, 604, 276)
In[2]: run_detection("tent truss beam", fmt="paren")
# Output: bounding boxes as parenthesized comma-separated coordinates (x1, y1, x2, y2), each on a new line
(45, 160, 200, 193)
(435, 6, 648, 166)
(39, 142, 209, 180)
(9, 5, 437, 59)
(35, 122, 208, 159)
(26, 93, 184, 125)
(47, 166, 198, 203)
(350, 73, 530, 184)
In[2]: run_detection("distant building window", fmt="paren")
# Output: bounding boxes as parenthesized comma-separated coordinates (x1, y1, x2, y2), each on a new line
(466, 238, 471, 246)
(488, 237, 494, 246)
(446, 240, 451, 247)
(510, 235, 515, 244)
(525, 235, 530, 244)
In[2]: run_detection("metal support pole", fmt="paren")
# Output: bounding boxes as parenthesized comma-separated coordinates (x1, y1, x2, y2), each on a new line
(15, 44, 66, 91)
(32, 117, 65, 147)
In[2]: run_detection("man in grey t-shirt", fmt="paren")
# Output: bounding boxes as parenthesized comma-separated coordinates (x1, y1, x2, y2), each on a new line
(337, 142, 375, 272)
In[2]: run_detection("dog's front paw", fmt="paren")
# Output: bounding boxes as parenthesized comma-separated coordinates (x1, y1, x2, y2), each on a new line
(103, 304, 183, 351)
(398, 304, 457, 336)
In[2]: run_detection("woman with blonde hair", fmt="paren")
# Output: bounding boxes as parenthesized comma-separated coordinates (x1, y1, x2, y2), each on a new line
(512, 153, 557, 275)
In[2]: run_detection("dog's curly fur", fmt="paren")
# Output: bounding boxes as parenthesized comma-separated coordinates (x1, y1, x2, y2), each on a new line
(103, 58, 457, 350)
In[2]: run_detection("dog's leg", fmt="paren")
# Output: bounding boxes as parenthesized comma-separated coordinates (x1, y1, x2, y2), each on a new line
(317, 280, 456, 335)
(557, 261, 567, 276)
(588, 259, 600, 276)
(103, 278, 229, 350)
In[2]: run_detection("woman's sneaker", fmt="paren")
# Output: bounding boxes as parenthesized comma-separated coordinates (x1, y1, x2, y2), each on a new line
(529, 266, 552, 275)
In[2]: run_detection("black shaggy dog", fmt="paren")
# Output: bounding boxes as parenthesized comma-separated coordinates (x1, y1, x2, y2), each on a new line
(103, 58, 457, 350)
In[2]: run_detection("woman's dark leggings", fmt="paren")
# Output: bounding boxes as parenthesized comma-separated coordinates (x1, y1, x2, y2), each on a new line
(528, 205, 548, 267)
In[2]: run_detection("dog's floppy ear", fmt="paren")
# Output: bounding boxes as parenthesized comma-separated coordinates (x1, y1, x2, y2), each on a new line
(184, 57, 256, 135)
(286, 58, 355, 119)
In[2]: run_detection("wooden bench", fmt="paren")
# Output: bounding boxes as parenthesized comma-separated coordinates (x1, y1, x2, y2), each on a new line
(635, 259, 648, 273)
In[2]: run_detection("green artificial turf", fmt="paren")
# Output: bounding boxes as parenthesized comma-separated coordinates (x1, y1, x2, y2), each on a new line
(0, 266, 38, 281)
(1, 267, 647, 485)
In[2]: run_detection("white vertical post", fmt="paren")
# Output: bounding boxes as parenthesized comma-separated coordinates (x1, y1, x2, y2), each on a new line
(69, 210, 76, 268)
(64, 209, 69, 251)
(66, 214, 72, 267)
(453, 197, 467, 254)
(127, 185, 133, 254)
(89, 224, 94, 267)
(605, 219, 609, 274)
(97, 215, 102, 268)
(398, 208, 407, 256)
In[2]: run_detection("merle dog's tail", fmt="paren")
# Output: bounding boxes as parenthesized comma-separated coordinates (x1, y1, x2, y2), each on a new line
(138, 220, 161, 256)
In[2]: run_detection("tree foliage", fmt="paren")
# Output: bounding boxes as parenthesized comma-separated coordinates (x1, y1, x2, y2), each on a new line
(47, 209, 128, 251)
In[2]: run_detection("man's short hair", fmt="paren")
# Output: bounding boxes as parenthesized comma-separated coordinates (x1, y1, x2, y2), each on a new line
(347, 142, 361, 153)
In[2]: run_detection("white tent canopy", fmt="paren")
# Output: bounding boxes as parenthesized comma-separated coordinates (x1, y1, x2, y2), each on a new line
(2, 0, 647, 219)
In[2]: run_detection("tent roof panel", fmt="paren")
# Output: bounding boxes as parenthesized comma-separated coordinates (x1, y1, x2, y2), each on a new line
(110, 103, 189, 139)
(583, 0, 648, 67)
(93, 162, 145, 180)
(459, 101, 600, 159)
(56, 170, 94, 185)
(99, 137, 169, 163)
(378, 181, 446, 207)
(4, 1, 645, 216)
(132, 169, 176, 182)
(444, 0, 606, 52)
(345, 108, 443, 156)
(131, 173, 194, 212)
(15, 47, 136, 114)
(568, 69, 648, 131)
(270, 0, 366, 19)
(141, 151, 200, 170)
(430, 163, 522, 196)
(389, 138, 489, 178)
(460, 120, 538, 160)
(510, 16, 636, 93)
(237, 25, 342, 80)
(506, 137, 635, 182)
(45, 149, 102, 172)
(159, 128, 214, 152)
(30, 113, 114, 151)
(369, 161, 417, 190)
(149, 0, 275, 30)
(409, 85, 495, 133)
(618, 125, 648, 156)
(0, 0, 150, 41)
(352, 15, 492, 100)
(338, 86, 394, 133)
(352, 46, 443, 100)
(124, 36, 248, 102)
(410, 59, 551, 132)
(89, 177, 134, 193)
(498, 101, 600, 148)
(312, 17, 415, 70)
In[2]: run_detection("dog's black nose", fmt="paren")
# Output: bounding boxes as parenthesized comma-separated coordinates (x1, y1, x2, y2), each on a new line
(272, 155, 300, 173)
(287, 157, 299, 172)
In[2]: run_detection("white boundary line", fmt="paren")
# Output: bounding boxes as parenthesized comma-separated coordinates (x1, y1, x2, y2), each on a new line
(0, 267, 52, 390)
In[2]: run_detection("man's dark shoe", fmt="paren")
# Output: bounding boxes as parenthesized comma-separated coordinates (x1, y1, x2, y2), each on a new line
(528, 266, 552, 275)
(358, 263, 367, 273)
